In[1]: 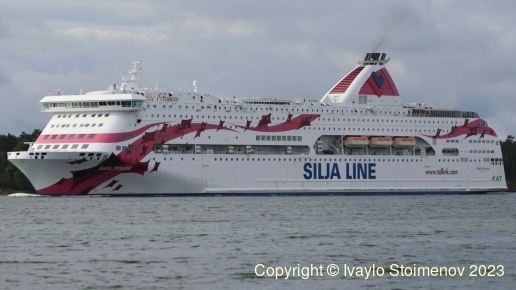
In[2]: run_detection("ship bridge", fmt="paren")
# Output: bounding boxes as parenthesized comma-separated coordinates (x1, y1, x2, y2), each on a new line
(40, 94, 145, 113)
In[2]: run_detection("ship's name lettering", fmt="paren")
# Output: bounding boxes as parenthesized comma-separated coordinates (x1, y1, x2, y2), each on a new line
(98, 166, 132, 171)
(303, 163, 376, 180)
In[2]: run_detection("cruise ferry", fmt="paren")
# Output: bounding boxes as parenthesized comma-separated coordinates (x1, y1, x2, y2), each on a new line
(8, 53, 507, 195)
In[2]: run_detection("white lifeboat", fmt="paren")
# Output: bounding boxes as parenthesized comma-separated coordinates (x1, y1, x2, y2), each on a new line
(392, 137, 416, 148)
(344, 136, 369, 147)
(369, 136, 393, 147)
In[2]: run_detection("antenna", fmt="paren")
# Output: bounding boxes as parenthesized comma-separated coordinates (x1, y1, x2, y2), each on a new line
(60, 63, 63, 95)
(193, 80, 198, 93)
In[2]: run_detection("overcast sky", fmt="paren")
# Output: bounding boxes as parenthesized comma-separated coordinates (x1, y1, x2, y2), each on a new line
(1, 0, 515, 139)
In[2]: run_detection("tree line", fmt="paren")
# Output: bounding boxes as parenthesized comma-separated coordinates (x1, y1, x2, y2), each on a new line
(0, 130, 41, 192)
(1, 130, 516, 193)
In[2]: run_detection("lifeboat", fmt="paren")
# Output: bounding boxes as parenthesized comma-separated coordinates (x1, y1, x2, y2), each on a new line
(392, 136, 416, 148)
(369, 136, 393, 147)
(344, 136, 369, 147)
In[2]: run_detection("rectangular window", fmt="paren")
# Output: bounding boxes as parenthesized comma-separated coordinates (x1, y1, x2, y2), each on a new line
(97, 114, 102, 117)
(105, 114, 109, 117)
(91, 114, 96, 117)
(45, 145, 51, 149)
(62, 145, 69, 149)
(60, 135, 66, 139)
(287, 136, 292, 141)
(72, 124, 77, 127)
(261, 136, 265, 141)
(51, 125, 55, 128)
(116, 146, 121, 151)
(91, 124, 96, 127)
(37, 145, 43, 149)
(98, 123, 103, 127)
(298, 136, 302, 141)
(272, 136, 276, 141)
(267, 136, 271, 141)
(282, 136, 286, 141)
(61, 124, 66, 128)
(43, 135, 49, 139)
(68, 134, 75, 139)
(78, 134, 85, 139)
(51, 135, 57, 139)
(71, 144, 78, 149)
(80, 124, 84, 127)
(88, 134, 95, 139)
(256, 135, 260, 141)
(81, 144, 89, 149)
(84, 124, 89, 127)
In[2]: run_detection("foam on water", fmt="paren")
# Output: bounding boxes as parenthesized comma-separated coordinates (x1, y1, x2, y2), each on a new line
(7, 193, 42, 197)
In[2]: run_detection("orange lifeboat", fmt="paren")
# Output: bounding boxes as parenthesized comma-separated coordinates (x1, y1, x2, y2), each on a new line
(369, 136, 393, 147)
(344, 135, 369, 147)
(392, 136, 416, 148)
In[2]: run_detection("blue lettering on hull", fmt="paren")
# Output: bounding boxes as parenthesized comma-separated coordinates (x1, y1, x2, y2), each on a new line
(303, 163, 376, 180)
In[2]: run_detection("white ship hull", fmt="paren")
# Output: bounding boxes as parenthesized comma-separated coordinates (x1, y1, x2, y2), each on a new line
(9, 151, 506, 195)
(8, 54, 508, 195)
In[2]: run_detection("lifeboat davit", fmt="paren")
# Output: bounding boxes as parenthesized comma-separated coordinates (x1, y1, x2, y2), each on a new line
(369, 136, 393, 147)
(392, 136, 416, 148)
(344, 136, 369, 147)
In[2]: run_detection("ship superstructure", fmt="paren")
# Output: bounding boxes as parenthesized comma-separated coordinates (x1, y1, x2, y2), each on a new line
(8, 54, 507, 195)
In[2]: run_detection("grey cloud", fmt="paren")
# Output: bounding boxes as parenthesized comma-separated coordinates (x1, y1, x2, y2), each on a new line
(0, 0, 515, 139)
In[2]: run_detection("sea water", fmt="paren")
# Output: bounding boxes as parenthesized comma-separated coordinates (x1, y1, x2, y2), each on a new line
(0, 194, 515, 289)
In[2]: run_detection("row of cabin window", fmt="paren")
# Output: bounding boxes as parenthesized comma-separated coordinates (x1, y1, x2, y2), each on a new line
(470, 150, 495, 154)
(467, 139, 496, 144)
(36, 144, 89, 150)
(147, 104, 407, 115)
(212, 157, 423, 162)
(147, 113, 462, 125)
(57, 113, 110, 118)
(115, 145, 139, 151)
(50, 123, 103, 128)
(45, 101, 141, 109)
(156, 157, 492, 163)
(256, 135, 302, 141)
(305, 127, 442, 133)
(43, 134, 95, 140)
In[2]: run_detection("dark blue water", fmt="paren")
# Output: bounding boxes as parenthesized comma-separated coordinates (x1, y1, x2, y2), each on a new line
(1, 194, 515, 289)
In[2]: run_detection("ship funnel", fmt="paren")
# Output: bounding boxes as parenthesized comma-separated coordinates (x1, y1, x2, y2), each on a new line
(363, 52, 386, 61)
(357, 52, 390, 66)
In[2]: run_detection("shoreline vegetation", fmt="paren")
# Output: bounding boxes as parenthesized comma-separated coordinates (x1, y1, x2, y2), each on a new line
(1, 130, 515, 195)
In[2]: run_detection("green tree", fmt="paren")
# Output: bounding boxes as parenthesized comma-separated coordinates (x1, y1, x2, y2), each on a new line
(501, 135, 516, 188)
